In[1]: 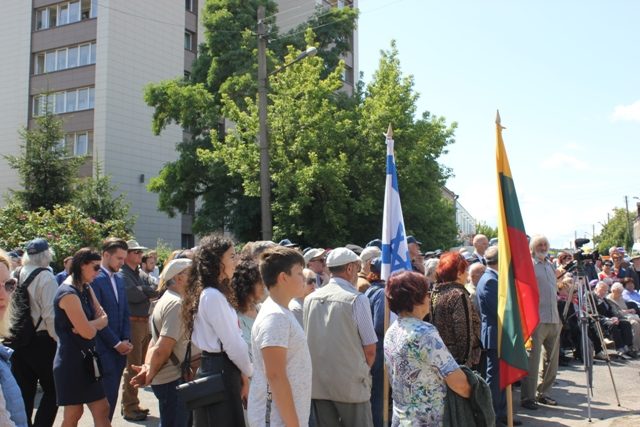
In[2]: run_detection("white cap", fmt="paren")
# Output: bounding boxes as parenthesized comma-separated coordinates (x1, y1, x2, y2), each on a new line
(326, 248, 359, 268)
(304, 248, 326, 264)
(359, 246, 381, 263)
(160, 258, 192, 282)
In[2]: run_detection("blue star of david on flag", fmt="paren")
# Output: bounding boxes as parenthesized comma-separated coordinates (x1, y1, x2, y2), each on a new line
(381, 131, 411, 281)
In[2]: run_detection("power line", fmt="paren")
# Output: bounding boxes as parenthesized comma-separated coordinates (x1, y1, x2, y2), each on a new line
(95, 1, 253, 34)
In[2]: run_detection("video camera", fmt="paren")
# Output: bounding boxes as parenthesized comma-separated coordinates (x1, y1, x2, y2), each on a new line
(564, 238, 599, 273)
(564, 239, 600, 273)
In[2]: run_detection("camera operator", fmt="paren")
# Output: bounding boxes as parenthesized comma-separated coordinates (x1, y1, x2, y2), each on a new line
(592, 281, 637, 359)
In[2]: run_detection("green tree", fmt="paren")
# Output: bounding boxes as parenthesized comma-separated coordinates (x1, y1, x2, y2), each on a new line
(595, 208, 634, 251)
(72, 162, 136, 232)
(476, 221, 498, 240)
(214, 35, 357, 245)
(214, 39, 457, 248)
(355, 41, 458, 249)
(0, 203, 131, 272)
(4, 109, 84, 210)
(143, 0, 357, 241)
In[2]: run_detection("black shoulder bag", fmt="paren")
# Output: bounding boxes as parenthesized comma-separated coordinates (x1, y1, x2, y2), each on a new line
(175, 331, 226, 410)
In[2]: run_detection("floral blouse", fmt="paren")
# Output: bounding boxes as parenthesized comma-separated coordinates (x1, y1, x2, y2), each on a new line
(384, 317, 460, 427)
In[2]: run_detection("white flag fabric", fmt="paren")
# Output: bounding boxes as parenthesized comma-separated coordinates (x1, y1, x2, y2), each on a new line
(381, 135, 412, 281)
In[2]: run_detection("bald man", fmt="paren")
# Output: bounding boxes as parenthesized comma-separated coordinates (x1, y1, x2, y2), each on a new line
(473, 234, 489, 266)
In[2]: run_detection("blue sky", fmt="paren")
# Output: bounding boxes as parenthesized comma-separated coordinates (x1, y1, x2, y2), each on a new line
(357, 0, 640, 248)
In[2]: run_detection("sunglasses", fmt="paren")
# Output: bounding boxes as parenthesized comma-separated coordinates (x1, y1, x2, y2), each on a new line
(310, 258, 325, 263)
(131, 250, 144, 255)
(93, 264, 101, 272)
(4, 278, 16, 293)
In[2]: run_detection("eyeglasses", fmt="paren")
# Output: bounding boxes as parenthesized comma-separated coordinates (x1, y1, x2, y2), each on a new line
(3, 279, 16, 293)
(93, 264, 101, 272)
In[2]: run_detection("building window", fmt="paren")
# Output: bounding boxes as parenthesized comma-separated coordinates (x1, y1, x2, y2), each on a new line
(185, 0, 194, 12)
(33, 87, 95, 116)
(74, 132, 89, 156)
(35, 1, 93, 31)
(184, 31, 193, 51)
(341, 65, 354, 85)
(33, 42, 96, 75)
(182, 234, 195, 249)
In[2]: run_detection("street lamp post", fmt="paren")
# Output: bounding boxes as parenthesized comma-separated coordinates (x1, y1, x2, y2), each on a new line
(257, 5, 316, 240)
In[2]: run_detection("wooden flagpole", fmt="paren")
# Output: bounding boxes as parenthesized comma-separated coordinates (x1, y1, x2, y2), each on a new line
(506, 384, 513, 427)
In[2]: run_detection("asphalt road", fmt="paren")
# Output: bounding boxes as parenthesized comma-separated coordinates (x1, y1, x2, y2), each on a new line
(45, 353, 640, 426)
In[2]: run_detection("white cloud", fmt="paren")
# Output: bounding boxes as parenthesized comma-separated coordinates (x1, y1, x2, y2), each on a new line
(540, 153, 588, 170)
(611, 100, 640, 122)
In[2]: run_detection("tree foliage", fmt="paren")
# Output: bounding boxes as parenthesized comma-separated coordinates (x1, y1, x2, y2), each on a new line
(0, 203, 131, 272)
(595, 208, 634, 251)
(355, 42, 457, 249)
(4, 109, 84, 210)
(143, 0, 357, 241)
(476, 221, 498, 240)
(72, 162, 136, 232)
(215, 38, 457, 248)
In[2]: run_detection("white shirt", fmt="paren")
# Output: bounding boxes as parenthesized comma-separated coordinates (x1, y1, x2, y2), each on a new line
(192, 287, 253, 377)
(248, 298, 312, 427)
(100, 266, 118, 302)
(19, 265, 58, 341)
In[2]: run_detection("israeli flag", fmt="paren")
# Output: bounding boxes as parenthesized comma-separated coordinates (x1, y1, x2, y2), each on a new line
(381, 131, 412, 281)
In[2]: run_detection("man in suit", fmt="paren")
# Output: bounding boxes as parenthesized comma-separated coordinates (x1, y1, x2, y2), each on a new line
(476, 247, 521, 426)
(472, 234, 489, 266)
(90, 238, 133, 420)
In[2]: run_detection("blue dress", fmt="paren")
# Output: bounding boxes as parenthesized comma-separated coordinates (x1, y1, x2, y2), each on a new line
(53, 284, 106, 405)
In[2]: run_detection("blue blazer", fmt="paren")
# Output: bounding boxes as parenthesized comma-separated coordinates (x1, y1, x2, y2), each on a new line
(90, 268, 131, 358)
(476, 269, 498, 350)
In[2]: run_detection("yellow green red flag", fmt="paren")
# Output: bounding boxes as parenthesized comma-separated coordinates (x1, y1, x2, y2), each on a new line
(495, 112, 540, 389)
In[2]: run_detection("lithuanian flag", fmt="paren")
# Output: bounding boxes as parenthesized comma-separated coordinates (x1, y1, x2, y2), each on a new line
(495, 112, 539, 389)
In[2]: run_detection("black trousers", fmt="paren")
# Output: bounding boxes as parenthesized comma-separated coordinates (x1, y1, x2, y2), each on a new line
(193, 352, 244, 427)
(600, 318, 633, 349)
(11, 332, 58, 427)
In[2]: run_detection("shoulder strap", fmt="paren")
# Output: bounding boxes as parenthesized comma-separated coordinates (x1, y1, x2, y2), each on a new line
(151, 316, 180, 366)
(20, 267, 48, 288)
(20, 267, 48, 330)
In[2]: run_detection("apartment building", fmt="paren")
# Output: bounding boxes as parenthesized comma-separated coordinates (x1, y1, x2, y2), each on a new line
(0, 0, 204, 248)
(276, 0, 358, 94)
(0, 0, 357, 249)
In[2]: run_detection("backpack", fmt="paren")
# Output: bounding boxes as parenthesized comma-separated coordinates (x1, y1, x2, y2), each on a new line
(5, 267, 48, 349)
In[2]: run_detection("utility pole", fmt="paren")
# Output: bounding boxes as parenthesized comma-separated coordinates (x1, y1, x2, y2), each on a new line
(257, 5, 272, 240)
(625, 195, 632, 250)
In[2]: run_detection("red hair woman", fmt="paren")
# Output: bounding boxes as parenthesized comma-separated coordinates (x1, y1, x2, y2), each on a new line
(430, 251, 481, 367)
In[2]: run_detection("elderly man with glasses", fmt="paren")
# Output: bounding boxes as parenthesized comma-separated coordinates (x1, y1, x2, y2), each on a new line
(120, 239, 159, 421)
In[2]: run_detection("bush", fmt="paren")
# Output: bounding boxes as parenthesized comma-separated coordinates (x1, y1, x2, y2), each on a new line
(0, 203, 131, 272)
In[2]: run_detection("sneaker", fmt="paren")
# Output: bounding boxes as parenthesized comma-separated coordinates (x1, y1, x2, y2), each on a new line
(537, 395, 558, 406)
(626, 350, 639, 359)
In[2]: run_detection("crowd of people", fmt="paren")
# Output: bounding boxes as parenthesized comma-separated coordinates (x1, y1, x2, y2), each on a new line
(0, 232, 638, 427)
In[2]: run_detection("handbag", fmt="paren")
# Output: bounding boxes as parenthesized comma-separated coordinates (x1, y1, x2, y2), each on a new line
(176, 372, 226, 410)
(175, 330, 226, 410)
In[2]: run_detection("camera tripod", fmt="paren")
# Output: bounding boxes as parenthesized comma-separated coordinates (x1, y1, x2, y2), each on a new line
(563, 268, 621, 422)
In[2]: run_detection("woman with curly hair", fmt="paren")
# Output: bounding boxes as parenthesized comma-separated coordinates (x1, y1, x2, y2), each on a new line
(182, 234, 253, 427)
(430, 251, 481, 367)
(231, 258, 265, 360)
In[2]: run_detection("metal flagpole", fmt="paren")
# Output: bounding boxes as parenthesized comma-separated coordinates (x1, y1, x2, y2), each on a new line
(382, 124, 393, 427)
